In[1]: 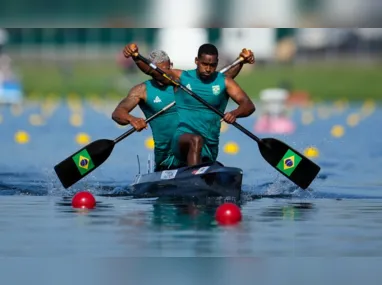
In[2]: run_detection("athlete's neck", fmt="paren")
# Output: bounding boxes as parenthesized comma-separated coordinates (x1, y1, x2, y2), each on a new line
(152, 80, 168, 90)
(196, 70, 217, 83)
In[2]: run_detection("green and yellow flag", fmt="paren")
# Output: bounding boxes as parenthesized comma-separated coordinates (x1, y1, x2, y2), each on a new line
(72, 149, 95, 175)
(276, 149, 302, 176)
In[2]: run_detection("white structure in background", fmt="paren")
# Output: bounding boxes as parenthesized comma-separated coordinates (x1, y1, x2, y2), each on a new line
(155, 28, 209, 69)
(149, 0, 210, 69)
(0, 28, 23, 105)
(148, 0, 210, 27)
(321, 0, 382, 26)
(354, 28, 382, 42)
(219, 28, 276, 62)
(254, 88, 295, 134)
(227, 0, 297, 27)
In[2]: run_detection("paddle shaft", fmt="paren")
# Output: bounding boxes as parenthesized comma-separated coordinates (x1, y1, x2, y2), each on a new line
(136, 54, 266, 147)
(114, 57, 244, 145)
(114, 101, 175, 143)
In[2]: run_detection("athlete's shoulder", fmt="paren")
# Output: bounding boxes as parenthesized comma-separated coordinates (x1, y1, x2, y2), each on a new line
(129, 82, 147, 99)
(217, 71, 227, 78)
(180, 69, 196, 78)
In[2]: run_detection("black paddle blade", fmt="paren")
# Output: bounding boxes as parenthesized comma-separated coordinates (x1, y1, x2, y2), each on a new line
(54, 139, 115, 189)
(258, 138, 321, 189)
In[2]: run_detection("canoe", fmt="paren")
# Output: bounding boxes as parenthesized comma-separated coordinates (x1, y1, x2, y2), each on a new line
(130, 161, 243, 201)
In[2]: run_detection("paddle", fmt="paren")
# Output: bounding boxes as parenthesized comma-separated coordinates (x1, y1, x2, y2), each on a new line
(135, 53, 321, 189)
(54, 58, 244, 189)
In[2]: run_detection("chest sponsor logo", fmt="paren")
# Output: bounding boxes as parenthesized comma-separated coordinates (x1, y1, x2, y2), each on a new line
(212, 85, 220, 95)
(153, 96, 162, 103)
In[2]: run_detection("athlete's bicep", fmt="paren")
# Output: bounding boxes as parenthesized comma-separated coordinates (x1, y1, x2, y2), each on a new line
(115, 83, 146, 112)
(225, 77, 249, 104)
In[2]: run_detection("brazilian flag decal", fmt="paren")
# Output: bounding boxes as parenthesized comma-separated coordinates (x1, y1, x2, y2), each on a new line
(72, 149, 95, 175)
(276, 149, 302, 176)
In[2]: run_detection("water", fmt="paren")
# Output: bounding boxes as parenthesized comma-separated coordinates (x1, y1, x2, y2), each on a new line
(0, 99, 381, 283)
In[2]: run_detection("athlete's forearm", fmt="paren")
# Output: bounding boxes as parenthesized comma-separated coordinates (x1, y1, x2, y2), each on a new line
(224, 61, 244, 79)
(132, 58, 154, 76)
(112, 109, 135, 125)
(132, 57, 178, 84)
(231, 98, 256, 118)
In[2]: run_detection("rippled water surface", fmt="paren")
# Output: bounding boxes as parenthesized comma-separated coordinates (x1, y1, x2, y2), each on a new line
(0, 99, 381, 271)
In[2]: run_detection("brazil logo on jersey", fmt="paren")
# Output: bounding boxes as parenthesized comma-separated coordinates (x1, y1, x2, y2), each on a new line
(212, 85, 220, 95)
(276, 149, 302, 176)
(72, 149, 95, 175)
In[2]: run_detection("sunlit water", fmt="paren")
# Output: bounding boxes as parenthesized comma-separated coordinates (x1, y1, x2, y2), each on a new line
(0, 99, 381, 266)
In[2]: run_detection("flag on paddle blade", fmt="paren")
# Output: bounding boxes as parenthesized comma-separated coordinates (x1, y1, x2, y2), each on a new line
(72, 149, 95, 175)
(276, 149, 302, 177)
(259, 138, 320, 189)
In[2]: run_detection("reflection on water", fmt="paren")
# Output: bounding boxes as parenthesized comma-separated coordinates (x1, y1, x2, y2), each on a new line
(2, 196, 382, 258)
(1, 100, 382, 268)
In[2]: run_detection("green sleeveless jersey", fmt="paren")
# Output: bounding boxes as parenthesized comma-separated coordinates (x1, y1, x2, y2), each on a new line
(139, 80, 179, 167)
(176, 69, 229, 145)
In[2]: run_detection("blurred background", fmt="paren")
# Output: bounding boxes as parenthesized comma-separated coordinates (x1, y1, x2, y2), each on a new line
(0, 28, 381, 263)
(1, 27, 382, 104)
(1, 0, 382, 27)
(0, 27, 380, 180)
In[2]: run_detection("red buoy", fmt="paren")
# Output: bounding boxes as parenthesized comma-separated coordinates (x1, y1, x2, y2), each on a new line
(215, 203, 242, 225)
(72, 191, 96, 209)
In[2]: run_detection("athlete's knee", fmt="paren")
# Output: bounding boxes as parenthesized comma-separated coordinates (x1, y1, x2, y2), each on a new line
(189, 135, 204, 151)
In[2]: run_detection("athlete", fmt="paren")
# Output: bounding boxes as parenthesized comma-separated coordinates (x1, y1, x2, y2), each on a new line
(122, 43, 256, 167)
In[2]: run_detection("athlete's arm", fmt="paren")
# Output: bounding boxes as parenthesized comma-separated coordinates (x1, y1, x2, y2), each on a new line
(224, 61, 244, 79)
(224, 48, 255, 79)
(111, 83, 148, 131)
(223, 77, 255, 124)
(123, 43, 183, 84)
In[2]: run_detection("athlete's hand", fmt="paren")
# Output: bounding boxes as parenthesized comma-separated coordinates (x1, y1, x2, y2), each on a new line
(129, 116, 147, 131)
(223, 111, 237, 124)
(123, 43, 139, 59)
(240, 48, 255, 64)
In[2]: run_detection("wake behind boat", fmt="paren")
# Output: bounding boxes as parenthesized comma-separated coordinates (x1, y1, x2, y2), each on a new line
(129, 161, 243, 201)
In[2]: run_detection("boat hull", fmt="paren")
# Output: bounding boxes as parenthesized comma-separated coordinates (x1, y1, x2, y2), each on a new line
(130, 161, 243, 201)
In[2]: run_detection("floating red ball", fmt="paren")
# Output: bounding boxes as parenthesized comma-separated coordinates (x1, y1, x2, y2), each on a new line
(71, 191, 96, 209)
(215, 203, 242, 225)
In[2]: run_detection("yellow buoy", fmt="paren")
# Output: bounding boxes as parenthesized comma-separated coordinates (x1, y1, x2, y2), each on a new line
(346, 113, 360, 127)
(301, 111, 314, 125)
(70, 113, 83, 127)
(223, 141, 239, 155)
(75, 133, 91, 145)
(14, 131, 30, 144)
(333, 100, 347, 114)
(29, 114, 45, 126)
(304, 146, 319, 158)
(361, 99, 376, 117)
(317, 107, 331, 119)
(220, 121, 228, 133)
(145, 137, 155, 150)
(10, 104, 23, 116)
(331, 125, 345, 138)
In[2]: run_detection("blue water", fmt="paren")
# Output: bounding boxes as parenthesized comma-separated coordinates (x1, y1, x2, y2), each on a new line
(0, 98, 382, 283)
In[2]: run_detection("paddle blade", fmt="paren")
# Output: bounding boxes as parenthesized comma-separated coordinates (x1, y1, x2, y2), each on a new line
(258, 138, 321, 189)
(54, 139, 115, 189)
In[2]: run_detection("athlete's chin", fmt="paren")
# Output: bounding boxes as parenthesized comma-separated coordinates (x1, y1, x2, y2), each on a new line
(200, 74, 211, 79)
